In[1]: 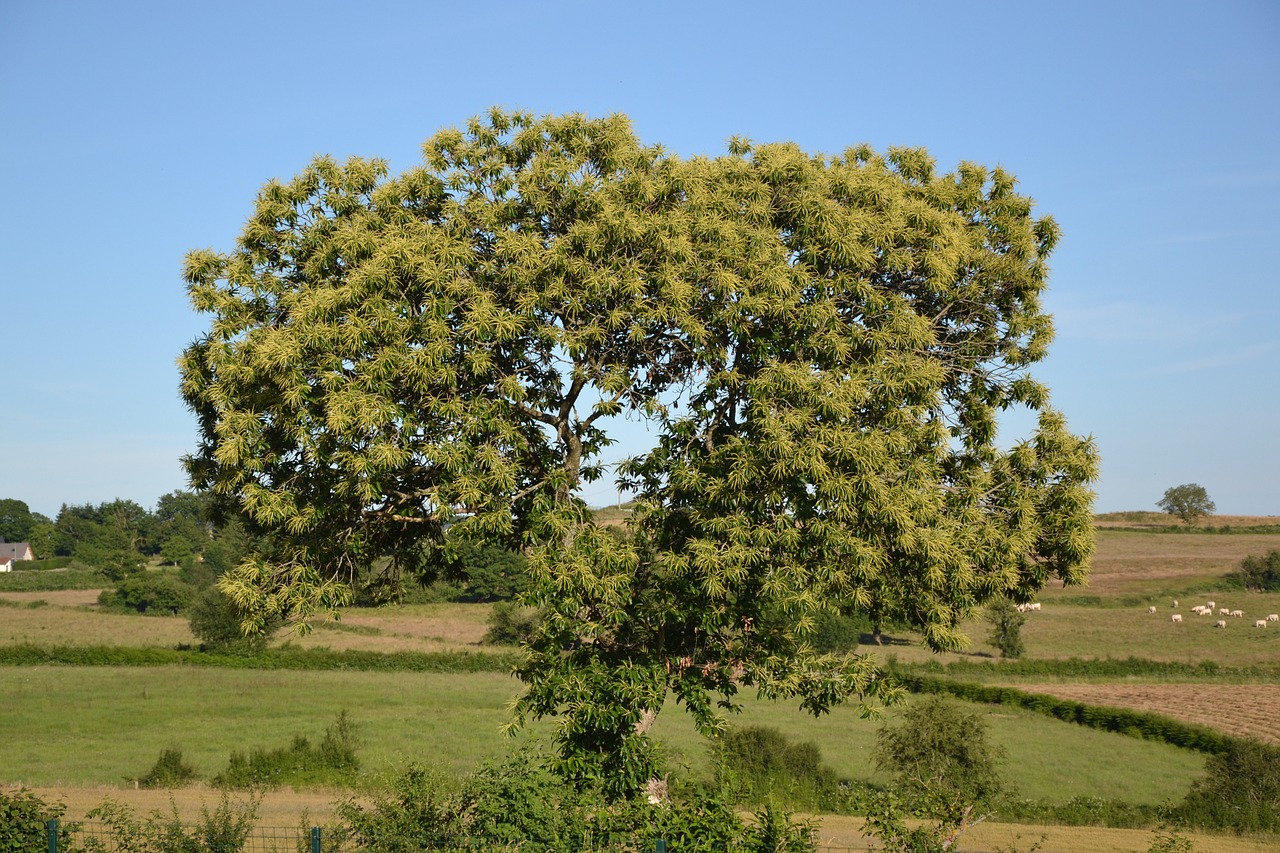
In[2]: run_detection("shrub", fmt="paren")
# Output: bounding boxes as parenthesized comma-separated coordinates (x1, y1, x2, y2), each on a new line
(137, 747, 199, 789)
(0, 787, 73, 852)
(985, 598, 1026, 658)
(809, 610, 872, 653)
(1175, 739, 1280, 833)
(212, 712, 360, 789)
(714, 725, 841, 811)
(1229, 549, 1280, 592)
(874, 695, 1009, 817)
(82, 792, 259, 853)
(330, 749, 818, 852)
(99, 571, 194, 614)
(482, 602, 542, 645)
(188, 587, 272, 653)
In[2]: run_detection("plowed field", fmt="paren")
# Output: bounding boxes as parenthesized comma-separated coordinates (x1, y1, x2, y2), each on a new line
(1014, 683, 1280, 744)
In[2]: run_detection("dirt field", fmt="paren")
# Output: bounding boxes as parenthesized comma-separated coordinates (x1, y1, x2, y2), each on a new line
(1012, 683, 1280, 744)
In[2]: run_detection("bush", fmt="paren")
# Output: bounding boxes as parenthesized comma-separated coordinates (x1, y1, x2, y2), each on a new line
(809, 610, 872, 653)
(1229, 549, 1280, 592)
(137, 747, 199, 789)
(212, 712, 360, 789)
(331, 749, 817, 852)
(482, 602, 542, 645)
(187, 587, 272, 653)
(0, 787, 73, 852)
(714, 725, 841, 811)
(1175, 739, 1280, 833)
(874, 695, 1009, 817)
(99, 571, 194, 614)
(82, 792, 259, 853)
(985, 598, 1027, 658)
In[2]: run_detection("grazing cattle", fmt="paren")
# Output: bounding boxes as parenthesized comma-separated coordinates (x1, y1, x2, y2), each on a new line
(1256, 620, 1267, 628)
(1173, 599, 1179, 608)
(1206, 601, 1216, 610)
(1220, 608, 1231, 616)
(1171, 614, 1183, 623)
(1268, 614, 1279, 622)
(1215, 620, 1227, 628)
(1030, 602, 1041, 611)
(1231, 609, 1245, 618)
(1147, 606, 1157, 614)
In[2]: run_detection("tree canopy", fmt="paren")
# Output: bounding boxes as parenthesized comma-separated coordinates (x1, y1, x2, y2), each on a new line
(180, 109, 1097, 796)
(1157, 483, 1215, 525)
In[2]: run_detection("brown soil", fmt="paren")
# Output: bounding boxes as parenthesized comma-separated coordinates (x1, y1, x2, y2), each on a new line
(1012, 683, 1280, 744)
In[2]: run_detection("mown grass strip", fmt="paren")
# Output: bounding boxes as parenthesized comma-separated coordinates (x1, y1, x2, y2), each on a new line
(0, 642, 518, 673)
(894, 670, 1238, 755)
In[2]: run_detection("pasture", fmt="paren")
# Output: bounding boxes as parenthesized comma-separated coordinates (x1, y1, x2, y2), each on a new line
(3, 519, 1280, 851)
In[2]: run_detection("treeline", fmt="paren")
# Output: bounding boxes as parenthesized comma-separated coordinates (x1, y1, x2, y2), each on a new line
(0, 492, 246, 580)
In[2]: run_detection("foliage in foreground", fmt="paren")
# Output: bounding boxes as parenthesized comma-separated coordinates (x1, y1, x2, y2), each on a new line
(81, 792, 260, 853)
(0, 787, 73, 852)
(329, 752, 816, 852)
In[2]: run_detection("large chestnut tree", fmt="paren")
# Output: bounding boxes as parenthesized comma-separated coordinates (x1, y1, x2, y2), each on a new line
(180, 109, 1097, 796)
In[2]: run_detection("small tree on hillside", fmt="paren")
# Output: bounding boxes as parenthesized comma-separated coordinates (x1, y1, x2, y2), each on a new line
(984, 598, 1026, 658)
(1157, 484, 1215, 526)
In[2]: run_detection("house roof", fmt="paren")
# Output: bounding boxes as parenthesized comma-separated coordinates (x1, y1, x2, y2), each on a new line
(0, 542, 32, 560)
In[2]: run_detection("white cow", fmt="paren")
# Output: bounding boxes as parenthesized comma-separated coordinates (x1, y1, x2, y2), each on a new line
(1220, 608, 1230, 616)
(1206, 600, 1216, 610)
(1255, 620, 1267, 628)
(1171, 614, 1183, 623)
(1215, 620, 1227, 628)
(1268, 614, 1279, 622)
(1231, 609, 1245, 618)
(1147, 606, 1157, 614)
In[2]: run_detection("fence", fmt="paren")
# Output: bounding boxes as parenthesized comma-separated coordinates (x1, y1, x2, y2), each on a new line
(44, 820, 874, 852)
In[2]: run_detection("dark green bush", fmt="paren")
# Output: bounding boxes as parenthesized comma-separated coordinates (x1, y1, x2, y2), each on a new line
(187, 587, 272, 653)
(808, 610, 872, 653)
(482, 602, 542, 645)
(1227, 549, 1280, 592)
(714, 725, 842, 811)
(1174, 739, 1280, 833)
(985, 598, 1026, 658)
(99, 571, 194, 614)
(137, 747, 199, 789)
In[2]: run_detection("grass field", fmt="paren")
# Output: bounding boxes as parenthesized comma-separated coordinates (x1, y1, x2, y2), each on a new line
(4, 519, 1280, 850)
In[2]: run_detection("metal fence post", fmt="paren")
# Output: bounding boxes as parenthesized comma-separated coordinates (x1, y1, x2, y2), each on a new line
(311, 826, 322, 853)
(45, 818, 58, 853)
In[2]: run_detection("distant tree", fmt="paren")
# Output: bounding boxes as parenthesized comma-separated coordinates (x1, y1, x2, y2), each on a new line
(984, 598, 1027, 658)
(0, 498, 35, 542)
(154, 490, 212, 566)
(1157, 484, 1215, 526)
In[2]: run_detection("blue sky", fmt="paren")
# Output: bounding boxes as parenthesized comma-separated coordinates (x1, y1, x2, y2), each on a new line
(1, 0, 1276, 519)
